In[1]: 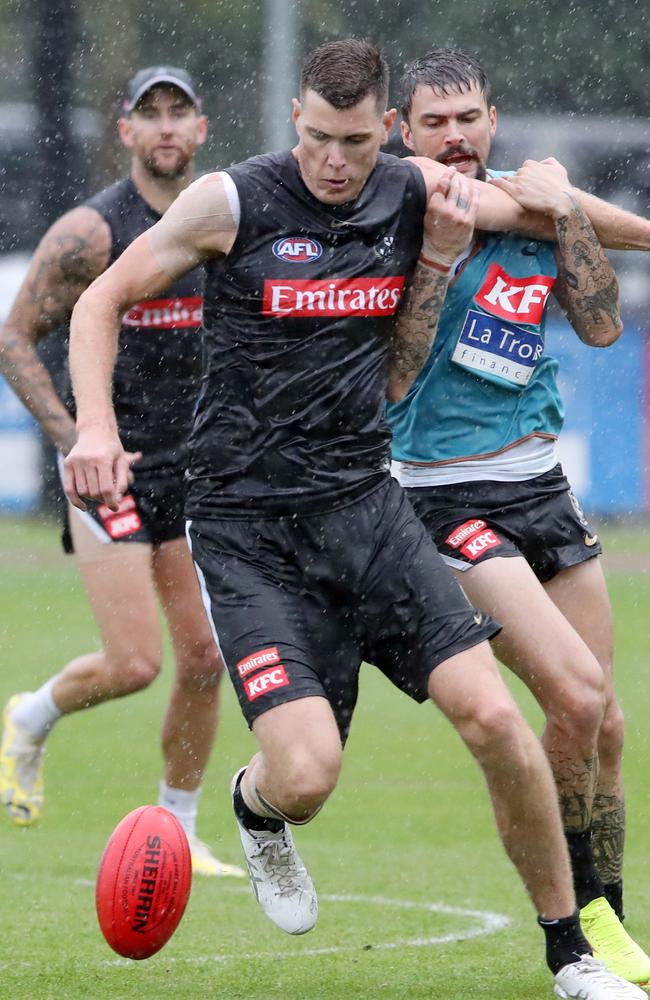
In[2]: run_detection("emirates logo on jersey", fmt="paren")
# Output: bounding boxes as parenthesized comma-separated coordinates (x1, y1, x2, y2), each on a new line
(122, 296, 203, 329)
(262, 277, 406, 317)
(475, 264, 554, 324)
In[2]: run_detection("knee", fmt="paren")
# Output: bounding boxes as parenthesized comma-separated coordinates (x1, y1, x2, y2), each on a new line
(175, 641, 225, 692)
(109, 651, 162, 695)
(458, 698, 530, 761)
(281, 746, 342, 815)
(598, 697, 625, 765)
(551, 666, 606, 750)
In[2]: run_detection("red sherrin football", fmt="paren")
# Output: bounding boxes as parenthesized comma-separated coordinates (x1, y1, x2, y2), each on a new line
(96, 805, 192, 960)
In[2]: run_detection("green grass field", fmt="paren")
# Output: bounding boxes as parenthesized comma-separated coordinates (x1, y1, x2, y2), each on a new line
(1, 516, 650, 999)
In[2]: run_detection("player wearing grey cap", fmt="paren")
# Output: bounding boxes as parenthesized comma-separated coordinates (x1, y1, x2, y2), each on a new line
(0, 67, 245, 879)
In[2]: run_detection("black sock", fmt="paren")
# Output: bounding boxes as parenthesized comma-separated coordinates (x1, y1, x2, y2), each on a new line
(233, 771, 284, 833)
(566, 830, 604, 909)
(603, 881, 625, 922)
(538, 911, 592, 975)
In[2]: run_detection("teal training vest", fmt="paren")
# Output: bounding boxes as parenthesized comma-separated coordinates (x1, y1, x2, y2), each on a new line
(387, 231, 561, 463)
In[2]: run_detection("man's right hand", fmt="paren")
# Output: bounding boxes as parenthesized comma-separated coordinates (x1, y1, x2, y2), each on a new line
(63, 429, 141, 512)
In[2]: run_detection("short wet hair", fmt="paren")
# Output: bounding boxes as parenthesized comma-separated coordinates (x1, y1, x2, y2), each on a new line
(400, 47, 491, 122)
(300, 39, 389, 111)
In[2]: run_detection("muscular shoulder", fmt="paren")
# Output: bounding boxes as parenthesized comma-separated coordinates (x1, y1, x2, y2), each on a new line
(150, 171, 239, 261)
(33, 205, 112, 286)
(2, 206, 111, 339)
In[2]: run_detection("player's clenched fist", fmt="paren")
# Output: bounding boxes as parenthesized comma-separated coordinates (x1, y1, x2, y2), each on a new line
(422, 166, 480, 268)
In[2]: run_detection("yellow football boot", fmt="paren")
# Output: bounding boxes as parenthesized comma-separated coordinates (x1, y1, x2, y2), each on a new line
(187, 834, 246, 878)
(581, 896, 650, 987)
(0, 694, 45, 826)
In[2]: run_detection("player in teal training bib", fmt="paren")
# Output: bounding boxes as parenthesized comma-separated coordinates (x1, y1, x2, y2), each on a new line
(389, 45, 650, 990)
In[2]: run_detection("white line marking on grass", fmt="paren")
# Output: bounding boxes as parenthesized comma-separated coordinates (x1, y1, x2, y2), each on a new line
(98, 889, 510, 967)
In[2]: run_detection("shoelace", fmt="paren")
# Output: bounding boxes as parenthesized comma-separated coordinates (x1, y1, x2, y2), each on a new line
(568, 957, 638, 998)
(253, 833, 306, 898)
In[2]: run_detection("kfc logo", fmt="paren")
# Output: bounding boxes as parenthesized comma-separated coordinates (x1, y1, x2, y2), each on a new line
(237, 646, 281, 679)
(262, 277, 405, 317)
(104, 512, 142, 539)
(475, 264, 554, 324)
(244, 666, 290, 701)
(97, 494, 142, 539)
(272, 237, 323, 262)
(460, 529, 502, 560)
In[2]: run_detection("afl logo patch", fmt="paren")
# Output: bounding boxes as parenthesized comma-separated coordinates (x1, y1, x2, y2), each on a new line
(272, 237, 323, 262)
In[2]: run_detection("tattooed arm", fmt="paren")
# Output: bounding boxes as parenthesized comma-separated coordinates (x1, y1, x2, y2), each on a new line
(0, 207, 111, 453)
(388, 168, 480, 402)
(552, 196, 623, 347)
(490, 159, 622, 346)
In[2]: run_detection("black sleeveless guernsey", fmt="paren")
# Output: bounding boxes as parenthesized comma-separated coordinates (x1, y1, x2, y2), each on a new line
(186, 150, 426, 517)
(84, 178, 204, 474)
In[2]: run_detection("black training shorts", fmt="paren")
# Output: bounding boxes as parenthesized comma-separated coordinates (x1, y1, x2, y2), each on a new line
(187, 476, 499, 741)
(63, 469, 187, 552)
(407, 464, 602, 584)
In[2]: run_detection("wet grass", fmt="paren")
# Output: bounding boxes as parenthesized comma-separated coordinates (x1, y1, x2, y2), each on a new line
(1, 515, 649, 999)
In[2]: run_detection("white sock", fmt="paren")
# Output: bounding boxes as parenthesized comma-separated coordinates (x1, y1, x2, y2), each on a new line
(12, 676, 63, 740)
(158, 781, 201, 838)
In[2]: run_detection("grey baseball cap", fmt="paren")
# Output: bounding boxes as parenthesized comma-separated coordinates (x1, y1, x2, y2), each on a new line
(122, 66, 202, 112)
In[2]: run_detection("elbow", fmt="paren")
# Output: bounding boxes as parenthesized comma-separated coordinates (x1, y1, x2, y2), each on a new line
(387, 378, 408, 403)
(580, 318, 624, 349)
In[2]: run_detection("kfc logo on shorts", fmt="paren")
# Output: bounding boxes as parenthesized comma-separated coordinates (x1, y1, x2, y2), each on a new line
(460, 529, 502, 560)
(445, 518, 502, 561)
(475, 263, 554, 324)
(272, 237, 323, 262)
(236, 646, 281, 678)
(96, 495, 142, 539)
(244, 665, 290, 701)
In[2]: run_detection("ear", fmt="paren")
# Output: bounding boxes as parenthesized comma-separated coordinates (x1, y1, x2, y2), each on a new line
(291, 97, 301, 126)
(195, 114, 208, 147)
(118, 117, 135, 150)
(382, 107, 397, 141)
(400, 119, 416, 153)
(488, 105, 497, 138)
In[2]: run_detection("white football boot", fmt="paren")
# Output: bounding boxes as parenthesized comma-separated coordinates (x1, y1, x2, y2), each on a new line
(554, 955, 648, 999)
(231, 767, 318, 935)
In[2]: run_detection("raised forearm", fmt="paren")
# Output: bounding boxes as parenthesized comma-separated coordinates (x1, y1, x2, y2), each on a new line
(554, 197, 622, 347)
(0, 324, 76, 453)
(388, 258, 450, 402)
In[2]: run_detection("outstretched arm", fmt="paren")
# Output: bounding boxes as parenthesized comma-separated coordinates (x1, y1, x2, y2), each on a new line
(388, 168, 479, 402)
(492, 158, 650, 250)
(64, 172, 239, 511)
(0, 207, 111, 454)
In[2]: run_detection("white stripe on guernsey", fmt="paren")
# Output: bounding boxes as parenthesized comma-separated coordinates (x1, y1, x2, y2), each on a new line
(56, 452, 111, 544)
(393, 438, 558, 488)
(217, 171, 241, 228)
(184, 520, 227, 666)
